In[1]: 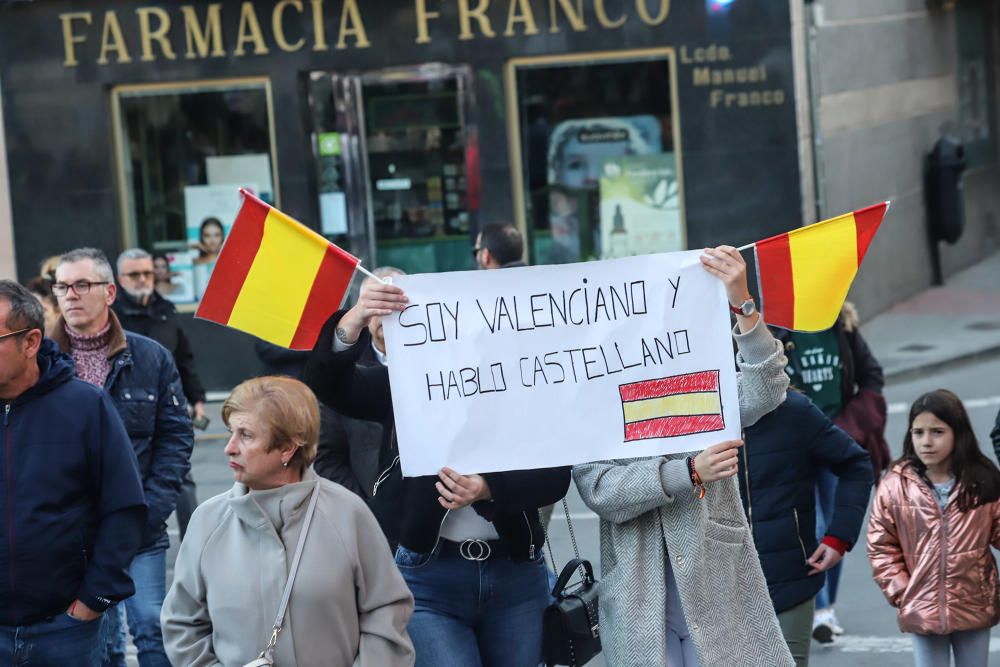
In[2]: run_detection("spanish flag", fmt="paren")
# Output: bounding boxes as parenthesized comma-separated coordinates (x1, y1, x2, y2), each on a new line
(754, 202, 888, 332)
(619, 371, 725, 442)
(196, 189, 359, 350)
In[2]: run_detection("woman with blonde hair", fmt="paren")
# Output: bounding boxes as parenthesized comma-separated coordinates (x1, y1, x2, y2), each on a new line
(162, 376, 414, 667)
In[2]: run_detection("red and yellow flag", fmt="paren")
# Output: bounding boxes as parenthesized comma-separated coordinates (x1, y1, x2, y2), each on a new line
(619, 371, 725, 442)
(754, 202, 888, 332)
(196, 189, 359, 350)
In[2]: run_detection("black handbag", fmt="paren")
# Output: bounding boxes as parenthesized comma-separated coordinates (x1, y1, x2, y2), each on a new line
(542, 500, 601, 667)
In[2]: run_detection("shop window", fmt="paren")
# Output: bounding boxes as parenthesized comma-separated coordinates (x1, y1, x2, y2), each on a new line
(507, 50, 683, 265)
(112, 78, 277, 304)
(956, 1, 997, 167)
(306, 66, 476, 276)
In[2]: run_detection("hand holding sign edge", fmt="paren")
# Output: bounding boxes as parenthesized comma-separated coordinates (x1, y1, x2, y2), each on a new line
(339, 278, 408, 344)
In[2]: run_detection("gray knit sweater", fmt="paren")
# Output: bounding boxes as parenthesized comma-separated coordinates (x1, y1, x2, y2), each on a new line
(573, 319, 795, 667)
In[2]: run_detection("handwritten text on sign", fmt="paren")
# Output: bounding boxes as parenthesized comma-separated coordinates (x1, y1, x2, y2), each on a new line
(382, 251, 741, 476)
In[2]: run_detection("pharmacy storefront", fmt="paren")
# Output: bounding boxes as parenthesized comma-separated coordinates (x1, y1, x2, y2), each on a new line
(0, 0, 802, 389)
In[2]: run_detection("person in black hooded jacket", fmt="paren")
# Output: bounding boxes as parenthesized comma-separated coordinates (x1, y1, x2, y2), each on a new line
(305, 276, 570, 667)
(0, 280, 146, 664)
(739, 388, 873, 664)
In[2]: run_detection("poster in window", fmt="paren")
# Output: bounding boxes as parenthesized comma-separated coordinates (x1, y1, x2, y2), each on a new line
(599, 153, 683, 259)
(157, 250, 196, 304)
(546, 116, 662, 262)
(206, 155, 274, 203)
(184, 184, 257, 301)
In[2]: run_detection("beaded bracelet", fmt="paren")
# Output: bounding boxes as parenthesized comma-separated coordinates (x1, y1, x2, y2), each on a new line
(687, 457, 706, 500)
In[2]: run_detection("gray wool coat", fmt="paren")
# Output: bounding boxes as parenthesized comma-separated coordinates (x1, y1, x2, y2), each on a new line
(574, 321, 795, 667)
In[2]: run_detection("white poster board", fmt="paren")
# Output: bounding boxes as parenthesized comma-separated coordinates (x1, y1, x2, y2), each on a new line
(383, 251, 741, 476)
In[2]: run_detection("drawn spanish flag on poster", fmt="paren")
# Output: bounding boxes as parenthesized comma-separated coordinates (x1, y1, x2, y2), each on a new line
(754, 202, 888, 332)
(619, 370, 724, 442)
(196, 189, 359, 350)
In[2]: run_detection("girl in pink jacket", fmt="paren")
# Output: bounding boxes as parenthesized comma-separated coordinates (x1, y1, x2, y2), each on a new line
(867, 389, 1000, 667)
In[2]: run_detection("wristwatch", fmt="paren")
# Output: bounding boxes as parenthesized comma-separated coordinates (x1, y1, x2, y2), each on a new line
(334, 326, 352, 344)
(729, 298, 756, 318)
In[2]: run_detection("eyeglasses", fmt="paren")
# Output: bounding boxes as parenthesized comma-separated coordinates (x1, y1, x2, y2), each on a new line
(120, 271, 154, 281)
(0, 328, 31, 342)
(471, 247, 482, 259)
(51, 281, 109, 296)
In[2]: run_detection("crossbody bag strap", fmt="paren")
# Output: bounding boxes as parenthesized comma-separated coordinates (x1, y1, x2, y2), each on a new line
(259, 482, 321, 660)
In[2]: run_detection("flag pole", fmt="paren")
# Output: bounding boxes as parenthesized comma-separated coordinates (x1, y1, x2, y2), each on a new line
(356, 263, 387, 283)
(736, 242, 755, 252)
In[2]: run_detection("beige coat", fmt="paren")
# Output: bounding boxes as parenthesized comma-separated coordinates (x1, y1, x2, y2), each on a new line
(162, 470, 414, 667)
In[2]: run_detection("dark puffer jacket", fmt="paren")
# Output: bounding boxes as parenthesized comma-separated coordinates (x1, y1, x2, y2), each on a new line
(739, 389, 874, 613)
(0, 339, 146, 624)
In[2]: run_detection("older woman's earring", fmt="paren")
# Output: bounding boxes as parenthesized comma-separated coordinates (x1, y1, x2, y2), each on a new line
(282, 458, 289, 468)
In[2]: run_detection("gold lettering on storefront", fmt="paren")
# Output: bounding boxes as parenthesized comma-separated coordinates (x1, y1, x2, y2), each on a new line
(548, 0, 585, 33)
(181, 5, 225, 59)
(505, 0, 540, 37)
(415, 0, 440, 44)
(635, 0, 670, 26)
(594, 0, 626, 29)
(273, 0, 306, 52)
(458, 0, 496, 40)
(234, 2, 270, 55)
(137, 8, 177, 61)
(98, 11, 132, 64)
(336, 0, 370, 49)
(59, 1, 695, 67)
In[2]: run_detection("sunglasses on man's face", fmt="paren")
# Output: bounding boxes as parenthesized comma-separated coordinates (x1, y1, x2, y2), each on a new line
(121, 271, 154, 281)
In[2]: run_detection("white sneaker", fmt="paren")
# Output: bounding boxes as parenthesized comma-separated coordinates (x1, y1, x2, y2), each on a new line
(812, 609, 835, 644)
(828, 608, 845, 635)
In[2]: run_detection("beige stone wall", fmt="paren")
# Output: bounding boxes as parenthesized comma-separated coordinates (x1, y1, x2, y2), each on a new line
(808, 1, 1000, 318)
(0, 78, 15, 281)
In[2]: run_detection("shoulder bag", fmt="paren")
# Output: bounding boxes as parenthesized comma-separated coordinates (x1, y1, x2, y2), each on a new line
(542, 498, 601, 667)
(243, 483, 321, 667)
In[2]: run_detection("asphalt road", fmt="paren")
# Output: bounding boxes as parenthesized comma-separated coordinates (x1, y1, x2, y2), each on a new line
(167, 354, 1000, 666)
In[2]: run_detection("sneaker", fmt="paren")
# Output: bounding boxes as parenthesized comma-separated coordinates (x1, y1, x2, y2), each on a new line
(812, 609, 835, 644)
(828, 608, 845, 635)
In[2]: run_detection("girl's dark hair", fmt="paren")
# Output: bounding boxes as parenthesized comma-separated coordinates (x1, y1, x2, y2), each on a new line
(900, 389, 1000, 512)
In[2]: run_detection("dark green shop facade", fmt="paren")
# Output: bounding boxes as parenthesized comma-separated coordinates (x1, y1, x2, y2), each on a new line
(1, 0, 802, 391)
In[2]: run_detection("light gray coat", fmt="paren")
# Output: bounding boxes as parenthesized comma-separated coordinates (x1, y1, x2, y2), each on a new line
(574, 321, 795, 666)
(162, 470, 415, 667)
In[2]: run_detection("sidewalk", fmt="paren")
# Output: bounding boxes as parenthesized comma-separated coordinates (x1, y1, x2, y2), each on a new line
(861, 250, 1000, 384)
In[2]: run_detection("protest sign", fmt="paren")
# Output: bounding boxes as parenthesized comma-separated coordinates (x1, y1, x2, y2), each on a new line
(382, 250, 741, 476)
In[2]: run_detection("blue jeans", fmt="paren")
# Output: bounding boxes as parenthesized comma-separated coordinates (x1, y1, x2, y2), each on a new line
(396, 545, 551, 667)
(0, 611, 103, 666)
(814, 468, 842, 610)
(101, 535, 170, 667)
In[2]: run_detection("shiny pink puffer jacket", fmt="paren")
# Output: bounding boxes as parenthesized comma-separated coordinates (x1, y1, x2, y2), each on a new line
(867, 464, 1000, 635)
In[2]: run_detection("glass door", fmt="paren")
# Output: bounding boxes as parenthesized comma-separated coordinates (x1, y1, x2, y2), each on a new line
(307, 64, 478, 275)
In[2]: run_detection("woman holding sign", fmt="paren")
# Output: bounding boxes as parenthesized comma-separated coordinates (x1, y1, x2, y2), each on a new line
(305, 271, 571, 667)
(573, 245, 795, 666)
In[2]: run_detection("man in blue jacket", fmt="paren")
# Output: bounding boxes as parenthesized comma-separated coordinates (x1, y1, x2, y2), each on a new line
(739, 389, 873, 665)
(0, 280, 146, 665)
(50, 249, 193, 667)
